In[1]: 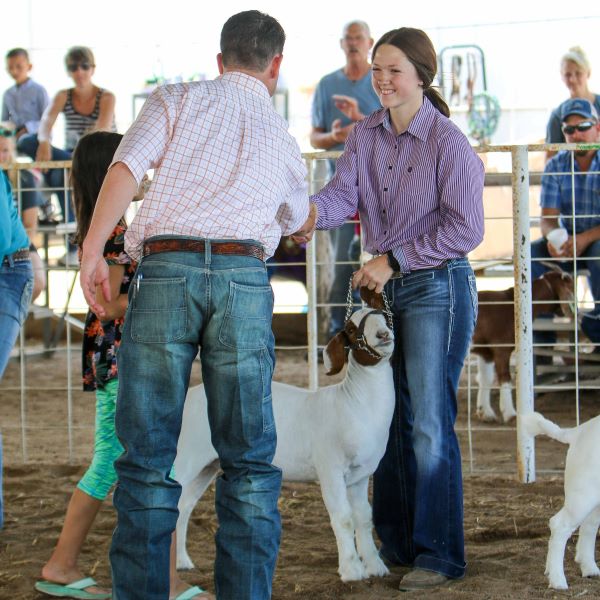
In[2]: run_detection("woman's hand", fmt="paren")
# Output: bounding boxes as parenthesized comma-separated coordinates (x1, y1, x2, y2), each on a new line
(35, 141, 52, 167)
(352, 254, 394, 293)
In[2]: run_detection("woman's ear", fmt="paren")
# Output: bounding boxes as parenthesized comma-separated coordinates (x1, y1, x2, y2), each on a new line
(323, 331, 348, 375)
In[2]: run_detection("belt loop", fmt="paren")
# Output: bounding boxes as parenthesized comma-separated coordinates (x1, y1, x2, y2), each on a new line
(7, 254, 14, 268)
(204, 239, 211, 265)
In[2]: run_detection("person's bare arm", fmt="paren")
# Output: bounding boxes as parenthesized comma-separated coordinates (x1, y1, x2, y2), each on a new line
(80, 162, 138, 317)
(95, 91, 116, 131)
(36, 91, 67, 162)
(309, 121, 354, 150)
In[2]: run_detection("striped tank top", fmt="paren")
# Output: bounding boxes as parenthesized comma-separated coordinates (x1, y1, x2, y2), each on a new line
(63, 88, 116, 150)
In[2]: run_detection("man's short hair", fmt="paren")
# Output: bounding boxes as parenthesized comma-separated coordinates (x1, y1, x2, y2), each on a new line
(6, 48, 29, 61)
(220, 10, 285, 72)
(342, 20, 371, 38)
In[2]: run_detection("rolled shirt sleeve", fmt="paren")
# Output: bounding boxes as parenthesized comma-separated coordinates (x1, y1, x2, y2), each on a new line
(111, 87, 174, 185)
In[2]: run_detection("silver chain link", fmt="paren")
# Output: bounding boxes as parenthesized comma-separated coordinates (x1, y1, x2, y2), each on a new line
(344, 275, 394, 331)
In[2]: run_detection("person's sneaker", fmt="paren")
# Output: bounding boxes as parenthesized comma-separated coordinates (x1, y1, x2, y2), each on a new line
(398, 568, 449, 591)
(57, 249, 79, 267)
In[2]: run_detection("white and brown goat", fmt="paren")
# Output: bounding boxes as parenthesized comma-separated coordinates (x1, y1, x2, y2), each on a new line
(472, 271, 574, 422)
(174, 307, 395, 582)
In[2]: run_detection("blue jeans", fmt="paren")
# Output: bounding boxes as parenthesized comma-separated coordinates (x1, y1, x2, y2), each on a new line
(373, 258, 477, 579)
(0, 257, 34, 529)
(110, 237, 281, 600)
(17, 134, 74, 229)
(531, 237, 600, 344)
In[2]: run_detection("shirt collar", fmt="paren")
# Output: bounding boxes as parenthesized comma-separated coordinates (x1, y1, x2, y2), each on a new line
(365, 96, 436, 141)
(219, 71, 270, 100)
(16, 78, 33, 89)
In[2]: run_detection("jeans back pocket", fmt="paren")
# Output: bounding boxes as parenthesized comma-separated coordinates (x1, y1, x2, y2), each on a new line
(131, 277, 187, 343)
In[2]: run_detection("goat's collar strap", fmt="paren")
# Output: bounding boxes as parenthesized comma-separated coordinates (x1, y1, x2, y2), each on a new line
(345, 310, 384, 364)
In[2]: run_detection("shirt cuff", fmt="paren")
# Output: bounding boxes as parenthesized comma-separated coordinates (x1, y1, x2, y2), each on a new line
(395, 244, 412, 274)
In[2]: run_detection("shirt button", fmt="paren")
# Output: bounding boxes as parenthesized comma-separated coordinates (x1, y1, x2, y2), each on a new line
(384, 188, 388, 192)
(382, 209, 386, 214)
(408, 166, 413, 172)
(388, 165, 393, 170)
(384, 230, 387, 234)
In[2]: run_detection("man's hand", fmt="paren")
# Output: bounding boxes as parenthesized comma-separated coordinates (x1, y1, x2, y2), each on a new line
(331, 119, 354, 144)
(550, 232, 591, 259)
(332, 94, 364, 122)
(80, 250, 111, 318)
(352, 254, 394, 294)
(290, 203, 318, 244)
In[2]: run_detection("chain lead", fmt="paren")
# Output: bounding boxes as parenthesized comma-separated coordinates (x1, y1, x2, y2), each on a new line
(344, 275, 394, 331)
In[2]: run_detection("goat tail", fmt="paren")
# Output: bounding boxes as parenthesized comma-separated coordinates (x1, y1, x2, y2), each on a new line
(520, 412, 576, 445)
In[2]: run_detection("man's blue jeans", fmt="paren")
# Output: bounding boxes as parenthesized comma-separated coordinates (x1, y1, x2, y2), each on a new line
(531, 237, 600, 344)
(0, 257, 34, 529)
(373, 258, 477, 579)
(110, 238, 281, 600)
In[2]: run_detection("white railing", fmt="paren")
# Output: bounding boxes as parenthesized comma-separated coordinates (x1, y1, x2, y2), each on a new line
(2, 144, 599, 482)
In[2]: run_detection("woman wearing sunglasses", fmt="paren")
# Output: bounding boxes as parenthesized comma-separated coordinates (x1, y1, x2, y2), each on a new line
(17, 47, 116, 263)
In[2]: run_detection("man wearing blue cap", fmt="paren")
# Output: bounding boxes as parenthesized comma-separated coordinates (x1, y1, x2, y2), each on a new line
(532, 97, 600, 348)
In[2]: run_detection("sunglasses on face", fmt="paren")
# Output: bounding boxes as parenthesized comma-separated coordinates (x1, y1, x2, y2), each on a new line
(67, 63, 92, 73)
(0, 127, 15, 137)
(561, 121, 596, 135)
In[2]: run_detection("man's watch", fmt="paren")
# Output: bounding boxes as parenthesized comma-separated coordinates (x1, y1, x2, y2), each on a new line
(386, 250, 400, 271)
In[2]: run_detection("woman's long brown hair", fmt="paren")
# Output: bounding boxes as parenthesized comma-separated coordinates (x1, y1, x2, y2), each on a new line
(71, 131, 123, 246)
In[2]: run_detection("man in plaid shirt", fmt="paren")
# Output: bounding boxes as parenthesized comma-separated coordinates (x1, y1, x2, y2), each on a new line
(79, 10, 315, 600)
(532, 97, 600, 347)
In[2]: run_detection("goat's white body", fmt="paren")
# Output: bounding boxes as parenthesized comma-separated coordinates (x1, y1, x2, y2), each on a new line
(175, 354, 395, 581)
(521, 412, 600, 589)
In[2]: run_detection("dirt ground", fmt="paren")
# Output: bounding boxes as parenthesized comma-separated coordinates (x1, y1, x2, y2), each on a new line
(1, 346, 599, 599)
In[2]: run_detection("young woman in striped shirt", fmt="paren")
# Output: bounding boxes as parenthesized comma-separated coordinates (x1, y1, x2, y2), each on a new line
(307, 27, 485, 591)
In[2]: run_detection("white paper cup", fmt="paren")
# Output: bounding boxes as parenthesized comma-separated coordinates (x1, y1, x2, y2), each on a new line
(547, 228, 568, 252)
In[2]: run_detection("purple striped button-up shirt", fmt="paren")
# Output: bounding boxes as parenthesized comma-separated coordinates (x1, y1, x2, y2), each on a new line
(312, 97, 485, 273)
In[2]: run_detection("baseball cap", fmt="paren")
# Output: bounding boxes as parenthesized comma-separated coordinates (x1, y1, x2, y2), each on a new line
(561, 98, 599, 121)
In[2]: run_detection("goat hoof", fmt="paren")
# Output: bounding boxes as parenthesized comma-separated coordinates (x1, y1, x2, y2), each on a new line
(339, 558, 367, 582)
(476, 407, 498, 423)
(363, 556, 389, 578)
(502, 411, 517, 424)
(547, 574, 568, 590)
(580, 565, 600, 578)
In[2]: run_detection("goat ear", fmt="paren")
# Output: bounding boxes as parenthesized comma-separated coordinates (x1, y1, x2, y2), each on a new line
(323, 331, 348, 375)
(557, 278, 575, 318)
(359, 286, 385, 310)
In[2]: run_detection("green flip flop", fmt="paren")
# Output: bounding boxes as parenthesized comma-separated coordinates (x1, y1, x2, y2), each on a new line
(34, 577, 112, 599)
(172, 586, 208, 600)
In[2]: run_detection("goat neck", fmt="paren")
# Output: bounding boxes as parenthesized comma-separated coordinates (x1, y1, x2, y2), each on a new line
(339, 349, 394, 404)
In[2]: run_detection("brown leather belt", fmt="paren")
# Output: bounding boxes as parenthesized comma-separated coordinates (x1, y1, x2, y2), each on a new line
(2, 247, 30, 265)
(142, 238, 265, 262)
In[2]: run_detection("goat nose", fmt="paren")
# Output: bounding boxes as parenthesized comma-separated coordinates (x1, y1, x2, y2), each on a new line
(377, 329, 390, 341)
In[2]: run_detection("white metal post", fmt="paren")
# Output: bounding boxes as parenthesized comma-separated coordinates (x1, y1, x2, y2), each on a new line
(511, 145, 535, 483)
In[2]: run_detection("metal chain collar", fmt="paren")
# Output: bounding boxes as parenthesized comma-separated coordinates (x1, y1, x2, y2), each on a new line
(344, 275, 394, 331)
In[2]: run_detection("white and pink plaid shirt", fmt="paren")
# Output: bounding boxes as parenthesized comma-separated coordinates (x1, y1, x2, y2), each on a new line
(111, 72, 310, 261)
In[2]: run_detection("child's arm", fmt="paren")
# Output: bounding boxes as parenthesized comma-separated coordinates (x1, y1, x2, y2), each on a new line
(36, 91, 67, 162)
(95, 91, 116, 131)
(93, 264, 128, 321)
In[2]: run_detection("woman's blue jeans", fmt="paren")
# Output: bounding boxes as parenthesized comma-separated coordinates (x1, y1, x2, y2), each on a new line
(373, 258, 477, 579)
(0, 257, 34, 529)
(110, 238, 281, 600)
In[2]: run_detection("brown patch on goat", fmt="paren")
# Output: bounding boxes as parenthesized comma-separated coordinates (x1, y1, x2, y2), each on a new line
(324, 331, 349, 375)
(359, 287, 385, 310)
(471, 272, 574, 385)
